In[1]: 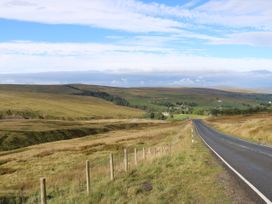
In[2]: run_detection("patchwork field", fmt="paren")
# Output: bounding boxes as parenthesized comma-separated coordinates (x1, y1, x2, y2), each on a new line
(206, 113, 272, 145)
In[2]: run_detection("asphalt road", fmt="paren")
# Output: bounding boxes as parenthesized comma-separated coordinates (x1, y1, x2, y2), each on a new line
(193, 120, 272, 203)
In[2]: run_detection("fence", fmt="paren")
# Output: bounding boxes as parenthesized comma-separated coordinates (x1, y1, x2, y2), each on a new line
(39, 144, 174, 204)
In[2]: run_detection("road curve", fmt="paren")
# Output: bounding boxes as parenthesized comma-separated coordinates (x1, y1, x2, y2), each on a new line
(193, 120, 272, 203)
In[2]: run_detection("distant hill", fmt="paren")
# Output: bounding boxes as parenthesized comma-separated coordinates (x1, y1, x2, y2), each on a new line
(66, 84, 272, 112)
(0, 86, 144, 120)
(0, 84, 271, 116)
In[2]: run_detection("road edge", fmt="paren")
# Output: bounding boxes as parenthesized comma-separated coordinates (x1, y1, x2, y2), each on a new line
(193, 121, 271, 204)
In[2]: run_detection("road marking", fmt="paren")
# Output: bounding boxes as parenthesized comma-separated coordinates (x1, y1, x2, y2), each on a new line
(194, 124, 272, 204)
(218, 138, 272, 159)
(200, 121, 272, 159)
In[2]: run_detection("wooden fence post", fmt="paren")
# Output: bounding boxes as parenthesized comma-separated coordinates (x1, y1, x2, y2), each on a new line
(134, 148, 138, 166)
(143, 147, 146, 160)
(86, 160, 90, 195)
(40, 177, 47, 204)
(109, 153, 114, 180)
(124, 149, 128, 172)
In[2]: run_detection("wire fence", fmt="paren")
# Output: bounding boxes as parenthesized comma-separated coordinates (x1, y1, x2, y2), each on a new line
(38, 144, 174, 204)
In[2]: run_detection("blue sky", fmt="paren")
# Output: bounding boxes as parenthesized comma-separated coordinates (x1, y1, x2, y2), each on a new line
(0, 0, 272, 74)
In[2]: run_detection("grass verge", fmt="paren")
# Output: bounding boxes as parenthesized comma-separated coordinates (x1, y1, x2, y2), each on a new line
(206, 113, 272, 145)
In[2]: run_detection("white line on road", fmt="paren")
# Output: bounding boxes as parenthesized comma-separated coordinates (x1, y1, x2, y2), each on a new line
(194, 125, 272, 204)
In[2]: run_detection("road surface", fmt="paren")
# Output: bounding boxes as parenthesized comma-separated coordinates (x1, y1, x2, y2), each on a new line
(193, 120, 272, 203)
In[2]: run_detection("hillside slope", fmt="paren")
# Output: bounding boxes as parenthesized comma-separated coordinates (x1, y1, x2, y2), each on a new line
(67, 84, 272, 112)
(0, 90, 144, 120)
(0, 84, 271, 114)
(0, 119, 161, 150)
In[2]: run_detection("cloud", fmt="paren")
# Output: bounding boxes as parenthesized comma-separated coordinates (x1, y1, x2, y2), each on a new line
(110, 78, 128, 86)
(0, 0, 184, 33)
(1, 0, 272, 32)
(195, 0, 272, 29)
(1, 0, 272, 47)
(210, 31, 272, 46)
(172, 78, 199, 85)
(0, 0, 272, 75)
(1, 41, 272, 74)
(0, 41, 172, 56)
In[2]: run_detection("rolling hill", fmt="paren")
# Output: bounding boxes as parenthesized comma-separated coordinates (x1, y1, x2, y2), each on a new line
(0, 84, 267, 203)
(1, 83, 270, 151)
(1, 84, 270, 114)
(0, 89, 144, 120)
(0, 84, 272, 109)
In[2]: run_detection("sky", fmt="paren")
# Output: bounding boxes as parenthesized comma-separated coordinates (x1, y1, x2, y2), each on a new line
(0, 0, 272, 77)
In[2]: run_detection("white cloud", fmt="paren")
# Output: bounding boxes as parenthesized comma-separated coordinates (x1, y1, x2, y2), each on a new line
(172, 78, 197, 85)
(0, 41, 173, 56)
(0, 0, 272, 46)
(1, 0, 272, 32)
(195, 0, 272, 29)
(0, 0, 272, 74)
(1, 41, 272, 74)
(210, 31, 272, 46)
(0, 0, 184, 33)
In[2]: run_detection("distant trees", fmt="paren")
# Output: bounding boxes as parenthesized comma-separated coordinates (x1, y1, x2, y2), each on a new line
(149, 112, 155, 119)
(0, 109, 44, 119)
(75, 89, 130, 106)
(148, 112, 166, 120)
(209, 106, 271, 116)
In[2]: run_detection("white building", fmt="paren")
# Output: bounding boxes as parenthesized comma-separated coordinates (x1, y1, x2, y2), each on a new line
(162, 112, 170, 117)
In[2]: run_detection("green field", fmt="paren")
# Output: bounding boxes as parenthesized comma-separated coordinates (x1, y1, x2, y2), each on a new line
(172, 113, 208, 120)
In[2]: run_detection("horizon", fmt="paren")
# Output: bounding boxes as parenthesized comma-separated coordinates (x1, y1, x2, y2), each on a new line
(0, 83, 270, 95)
(0, 70, 271, 91)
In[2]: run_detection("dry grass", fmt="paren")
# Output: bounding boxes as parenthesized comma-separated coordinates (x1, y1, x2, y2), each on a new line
(0, 119, 253, 203)
(0, 121, 176, 195)
(0, 90, 144, 120)
(0, 118, 164, 151)
(206, 113, 272, 145)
